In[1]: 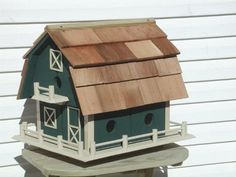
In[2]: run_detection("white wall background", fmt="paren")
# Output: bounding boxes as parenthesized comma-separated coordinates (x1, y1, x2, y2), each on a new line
(0, 0, 236, 176)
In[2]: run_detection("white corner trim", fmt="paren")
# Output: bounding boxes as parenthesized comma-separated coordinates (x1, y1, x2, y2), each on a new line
(84, 115, 94, 151)
(36, 100, 41, 130)
(165, 101, 170, 130)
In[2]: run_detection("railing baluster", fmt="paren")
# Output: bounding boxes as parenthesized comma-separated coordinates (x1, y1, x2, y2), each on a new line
(90, 141, 96, 157)
(181, 121, 187, 136)
(152, 129, 158, 143)
(20, 122, 27, 137)
(122, 135, 128, 150)
(49, 85, 54, 101)
(78, 142, 84, 156)
(57, 135, 63, 149)
(34, 82, 40, 96)
(38, 130, 43, 143)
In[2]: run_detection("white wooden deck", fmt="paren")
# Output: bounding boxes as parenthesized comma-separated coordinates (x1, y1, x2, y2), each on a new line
(13, 121, 193, 162)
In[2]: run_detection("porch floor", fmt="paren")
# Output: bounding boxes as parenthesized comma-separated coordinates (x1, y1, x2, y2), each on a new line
(13, 121, 194, 162)
(14, 133, 193, 162)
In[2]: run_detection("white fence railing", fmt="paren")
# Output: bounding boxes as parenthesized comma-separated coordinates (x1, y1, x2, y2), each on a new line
(33, 82, 56, 101)
(20, 121, 187, 158)
(20, 122, 84, 156)
(91, 121, 187, 156)
(32, 82, 69, 103)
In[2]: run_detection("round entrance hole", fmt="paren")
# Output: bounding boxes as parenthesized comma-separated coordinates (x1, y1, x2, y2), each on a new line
(144, 113, 153, 126)
(106, 120, 116, 133)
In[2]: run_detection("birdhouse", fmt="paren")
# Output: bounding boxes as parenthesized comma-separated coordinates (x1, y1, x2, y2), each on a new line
(14, 19, 193, 162)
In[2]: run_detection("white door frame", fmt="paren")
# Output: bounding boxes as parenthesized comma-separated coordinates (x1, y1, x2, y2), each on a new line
(67, 106, 81, 142)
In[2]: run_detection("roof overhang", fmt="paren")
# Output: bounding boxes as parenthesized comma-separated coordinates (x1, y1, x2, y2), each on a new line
(23, 31, 48, 59)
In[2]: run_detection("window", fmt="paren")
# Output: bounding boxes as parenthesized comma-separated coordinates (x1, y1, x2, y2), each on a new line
(44, 106, 57, 129)
(49, 49, 63, 72)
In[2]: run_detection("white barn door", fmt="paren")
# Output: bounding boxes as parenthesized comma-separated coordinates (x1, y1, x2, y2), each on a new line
(67, 107, 81, 143)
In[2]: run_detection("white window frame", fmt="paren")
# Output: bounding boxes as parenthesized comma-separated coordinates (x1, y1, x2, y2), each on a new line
(49, 49, 63, 72)
(44, 106, 57, 129)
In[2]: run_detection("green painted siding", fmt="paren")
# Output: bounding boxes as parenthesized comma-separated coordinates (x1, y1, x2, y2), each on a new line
(20, 35, 78, 107)
(94, 103, 165, 144)
(20, 35, 84, 141)
(20, 35, 52, 99)
(39, 102, 83, 141)
(94, 109, 131, 143)
(40, 102, 66, 138)
(32, 44, 78, 107)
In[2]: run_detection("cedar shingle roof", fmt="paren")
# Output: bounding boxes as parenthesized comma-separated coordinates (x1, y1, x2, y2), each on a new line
(45, 19, 179, 68)
(70, 57, 181, 87)
(21, 19, 187, 115)
(74, 74, 186, 115)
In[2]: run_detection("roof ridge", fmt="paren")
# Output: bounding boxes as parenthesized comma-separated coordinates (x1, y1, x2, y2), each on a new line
(45, 18, 155, 30)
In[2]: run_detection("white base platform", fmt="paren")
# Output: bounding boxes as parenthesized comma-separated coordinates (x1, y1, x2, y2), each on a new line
(21, 143, 188, 177)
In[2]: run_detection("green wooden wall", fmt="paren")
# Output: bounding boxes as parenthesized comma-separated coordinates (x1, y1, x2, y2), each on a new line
(19, 35, 83, 141)
(94, 102, 165, 144)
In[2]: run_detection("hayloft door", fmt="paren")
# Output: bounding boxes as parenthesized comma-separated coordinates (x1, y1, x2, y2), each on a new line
(67, 107, 81, 143)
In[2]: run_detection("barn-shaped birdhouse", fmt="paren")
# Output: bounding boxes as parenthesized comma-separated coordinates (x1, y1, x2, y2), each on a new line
(14, 19, 193, 162)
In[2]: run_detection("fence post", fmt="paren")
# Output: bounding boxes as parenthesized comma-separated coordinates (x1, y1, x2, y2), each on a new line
(38, 130, 43, 143)
(57, 135, 63, 149)
(20, 122, 27, 137)
(90, 141, 96, 157)
(49, 85, 54, 101)
(152, 129, 158, 143)
(181, 121, 187, 136)
(122, 135, 128, 150)
(34, 82, 40, 97)
(78, 141, 84, 156)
